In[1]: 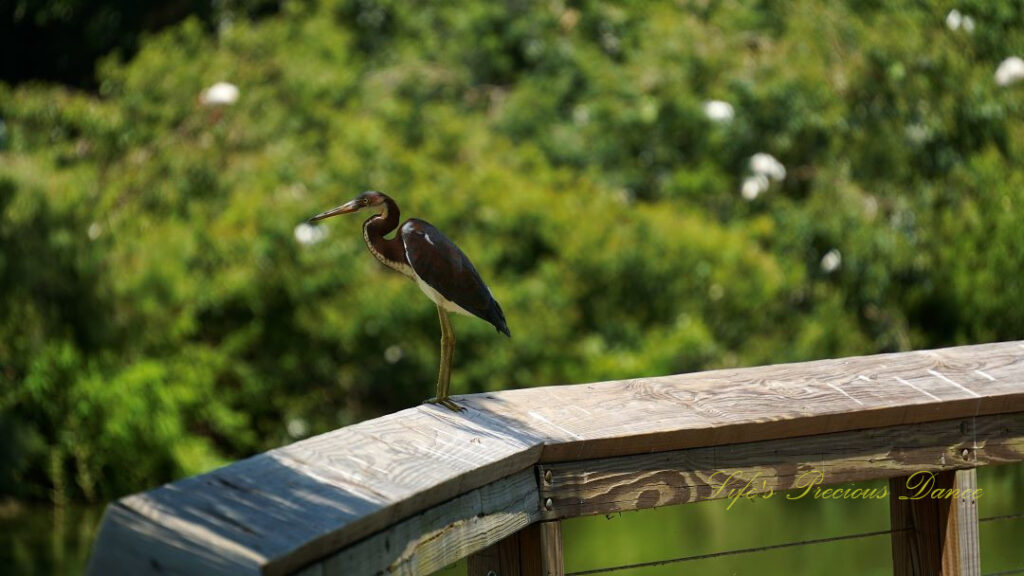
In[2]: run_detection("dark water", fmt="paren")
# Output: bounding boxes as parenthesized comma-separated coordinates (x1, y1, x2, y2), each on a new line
(2, 465, 1020, 575)
(0, 503, 103, 576)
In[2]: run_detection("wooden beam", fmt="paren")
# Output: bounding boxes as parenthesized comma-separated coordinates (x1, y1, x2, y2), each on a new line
(889, 468, 980, 576)
(538, 522, 564, 576)
(467, 521, 564, 576)
(537, 413, 1024, 520)
(890, 470, 954, 576)
(953, 469, 981, 576)
(467, 524, 540, 576)
(88, 409, 544, 576)
(467, 528, 527, 576)
(523, 342, 1024, 462)
(86, 341, 1024, 576)
(86, 502, 266, 576)
(315, 469, 540, 576)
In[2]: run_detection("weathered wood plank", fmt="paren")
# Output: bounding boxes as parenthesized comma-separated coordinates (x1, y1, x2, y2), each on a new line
(316, 469, 540, 576)
(467, 529, 525, 576)
(86, 502, 264, 576)
(538, 522, 564, 576)
(537, 413, 1024, 519)
(518, 523, 543, 576)
(890, 470, 955, 576)
(889, 468, 980, 576)
(266, 410, 544, 574)
(483, 340, 1024, 462)
(953, 469, 981, 576)
(90, 407, 544, 576)
(466, 520, 562, 576)
(87, 341, 1024, 576)
(468, 523, 543, 576)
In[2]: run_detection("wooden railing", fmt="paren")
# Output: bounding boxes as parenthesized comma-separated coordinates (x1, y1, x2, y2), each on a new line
(87, 341, 1024, 575)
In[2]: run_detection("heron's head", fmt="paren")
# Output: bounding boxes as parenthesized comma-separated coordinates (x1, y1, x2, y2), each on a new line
(308, 191, 388, 223)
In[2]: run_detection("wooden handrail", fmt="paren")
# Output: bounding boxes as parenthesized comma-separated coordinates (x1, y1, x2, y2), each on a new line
(87, 341, 1024, 575)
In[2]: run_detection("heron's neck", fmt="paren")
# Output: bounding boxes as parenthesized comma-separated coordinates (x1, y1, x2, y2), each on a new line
(362, 197, 412, 277)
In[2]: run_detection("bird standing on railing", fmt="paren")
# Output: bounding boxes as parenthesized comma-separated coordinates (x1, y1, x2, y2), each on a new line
(309, 191, 510, 412)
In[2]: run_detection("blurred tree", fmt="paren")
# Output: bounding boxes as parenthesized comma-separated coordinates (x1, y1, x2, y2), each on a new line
(0, 0, 1021, 503)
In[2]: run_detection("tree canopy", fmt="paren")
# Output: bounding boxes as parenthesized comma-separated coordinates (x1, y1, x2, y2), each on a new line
(1, 0, 1022, 503)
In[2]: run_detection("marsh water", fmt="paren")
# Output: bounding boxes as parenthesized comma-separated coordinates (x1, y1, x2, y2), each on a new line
(2, 465, 1021, 575)
(1, 504, 103, 576)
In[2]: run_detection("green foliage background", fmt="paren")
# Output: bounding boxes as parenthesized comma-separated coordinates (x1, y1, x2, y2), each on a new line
(1, 0, 1022, 505)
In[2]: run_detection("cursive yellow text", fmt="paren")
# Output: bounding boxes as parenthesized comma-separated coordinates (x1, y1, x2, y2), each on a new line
(709, 470, 775, 510)
(786, 470, 889, 501)
(898, 471, 984, 501)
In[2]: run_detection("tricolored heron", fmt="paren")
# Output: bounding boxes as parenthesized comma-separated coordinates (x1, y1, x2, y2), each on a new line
(309, 191, 510, 412)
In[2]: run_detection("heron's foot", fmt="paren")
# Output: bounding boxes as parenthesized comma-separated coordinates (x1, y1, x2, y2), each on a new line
(424, 397, 464, 412)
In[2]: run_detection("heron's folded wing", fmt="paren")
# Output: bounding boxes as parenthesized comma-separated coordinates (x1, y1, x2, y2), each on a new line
(401, 219, 504, 327)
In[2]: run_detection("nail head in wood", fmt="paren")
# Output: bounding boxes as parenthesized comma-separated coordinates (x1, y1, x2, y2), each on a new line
(544, 498, 553, 511)
(544, 470, 552, 484)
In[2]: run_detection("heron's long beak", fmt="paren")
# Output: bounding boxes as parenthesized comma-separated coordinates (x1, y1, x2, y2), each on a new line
(308, 200, 360, 223)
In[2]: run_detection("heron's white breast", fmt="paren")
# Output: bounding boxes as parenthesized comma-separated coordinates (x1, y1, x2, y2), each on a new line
(412, 275, 475, 317)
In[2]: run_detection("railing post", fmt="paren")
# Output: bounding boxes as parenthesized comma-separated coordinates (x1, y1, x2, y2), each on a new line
(467, 526, 530, 576)
(468, 521, 564, 576)
(889, 469, 981, 575)
(953, 469, 981, 576)
(539, 521, 564, 576)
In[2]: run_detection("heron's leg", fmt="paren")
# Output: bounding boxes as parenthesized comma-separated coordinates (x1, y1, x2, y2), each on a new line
(435, 305, 450, 398)
(429, 305, 462, 412)
(441, 308, 456, 396)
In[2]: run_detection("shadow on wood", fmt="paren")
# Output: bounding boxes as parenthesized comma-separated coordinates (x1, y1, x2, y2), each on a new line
(85, 341, 1024, 575)
(890, 469, 981, 576)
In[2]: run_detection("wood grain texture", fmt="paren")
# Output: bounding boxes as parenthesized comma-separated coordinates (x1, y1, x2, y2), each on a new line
(467, 529, 526, 576)
(86, 502, 265, 576)
(518, 523, 543, 576)
(89, 405, 544, 576)
(86, 341, 1024, 576)
(466, 520, 562, 576)
(538, 522, 564, 576)
(953, 469, 981, 576)
(889, 468, 979, 576)
(316, 469, 539, 576)
(537, 413, 1024, 519)
(468, 523, 543, 576)
(890, 470, 956, 576)
(508, 341, 1024, 462)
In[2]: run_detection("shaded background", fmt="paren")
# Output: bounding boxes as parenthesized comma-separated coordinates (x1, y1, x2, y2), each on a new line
(1, 0, 1022, 574)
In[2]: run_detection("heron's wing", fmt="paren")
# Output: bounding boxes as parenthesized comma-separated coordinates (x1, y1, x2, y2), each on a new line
(401, 219, 510, 336)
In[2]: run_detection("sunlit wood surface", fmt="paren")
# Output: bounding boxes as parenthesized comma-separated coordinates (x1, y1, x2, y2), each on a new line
(87, 341, 1024, 575)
